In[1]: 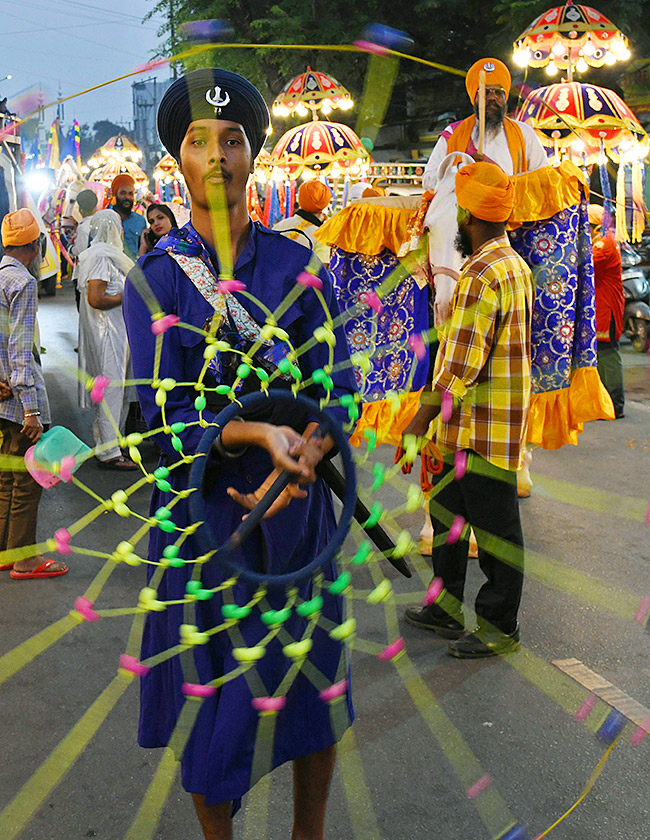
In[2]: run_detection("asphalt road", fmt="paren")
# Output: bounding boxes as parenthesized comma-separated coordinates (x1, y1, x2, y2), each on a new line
(1, 284, 649, 840)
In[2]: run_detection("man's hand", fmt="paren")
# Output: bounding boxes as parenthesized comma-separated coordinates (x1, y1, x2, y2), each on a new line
(21, 414, 43, 442)
(397, 402, 439, 475)
(0, 380, 12, 401)
(227, 468, 308, 520)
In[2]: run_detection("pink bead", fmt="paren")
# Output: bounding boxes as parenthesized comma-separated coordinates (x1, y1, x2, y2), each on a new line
(59, 455, 76, 483)
(151, 314, 180, 335)
(354, 39, 391, 56)
(90, 376, 110, 404)
(361, 291, 383, 314)
(55, 527, 72, 555)
(454, 451, 467, 480)
(633, 596, 650, 625)
(630, 715, 650, 746)
(217, 279, 246, 293)
(251, 696, 287, 712)
(441, 391, 453, 422)
(182, 682, 218, 698)
(408, 334, 426, 360)
(466, 774, 491, 799)
(446, 515, 465, 545)
(423, 577, 444, 605)
(319, 679, 349, 703)
(378, 637, 405, 661)
(119, 654, 150, 676)
(74, 596, 100, 622)
(574, 693, 598, 723)
(297, 271, 323, 289)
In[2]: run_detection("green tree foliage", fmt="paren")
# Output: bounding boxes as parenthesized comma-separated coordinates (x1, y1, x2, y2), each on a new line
(91, 120, 128, 151)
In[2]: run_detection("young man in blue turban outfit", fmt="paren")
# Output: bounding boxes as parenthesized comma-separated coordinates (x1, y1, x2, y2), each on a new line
(123, 68, 357, 839)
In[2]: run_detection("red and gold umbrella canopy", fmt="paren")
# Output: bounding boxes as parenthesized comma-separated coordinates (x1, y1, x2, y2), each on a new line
(269, 120, 369, 178)
(513, 1, 630, 76)
(517, 82, 646, 146)
(87, 133, 143, 166)
(272, 67, 354, 120)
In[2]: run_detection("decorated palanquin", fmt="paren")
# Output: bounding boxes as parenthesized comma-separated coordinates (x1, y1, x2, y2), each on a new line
(316, 197, 430, 446)
(316, 164, 613, 451)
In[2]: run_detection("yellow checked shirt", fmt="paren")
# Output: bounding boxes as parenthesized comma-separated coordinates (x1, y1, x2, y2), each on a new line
(431, 235, 535, 471)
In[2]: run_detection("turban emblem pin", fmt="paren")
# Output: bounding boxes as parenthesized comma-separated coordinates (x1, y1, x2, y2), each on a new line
(483, 62, 495, 73)
(206, 86, 231, 111)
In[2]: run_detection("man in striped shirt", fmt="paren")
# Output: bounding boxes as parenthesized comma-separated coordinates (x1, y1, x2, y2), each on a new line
(403, 162, 534, 657)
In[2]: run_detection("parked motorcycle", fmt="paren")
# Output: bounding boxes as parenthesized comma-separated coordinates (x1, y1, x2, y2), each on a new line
(620, 242, 650, 352)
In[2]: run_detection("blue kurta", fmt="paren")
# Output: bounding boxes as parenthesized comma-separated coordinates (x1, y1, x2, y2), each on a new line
(122, 221, 357, 809)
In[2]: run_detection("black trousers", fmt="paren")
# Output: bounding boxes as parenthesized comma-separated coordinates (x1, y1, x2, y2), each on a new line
(428, 451, 524, 634)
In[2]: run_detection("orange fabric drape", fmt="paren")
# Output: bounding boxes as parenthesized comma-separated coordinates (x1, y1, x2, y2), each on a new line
(445, 115, 528, 174)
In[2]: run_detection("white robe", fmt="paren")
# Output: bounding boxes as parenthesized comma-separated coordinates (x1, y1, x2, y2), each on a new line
(77, 253, 134, 459)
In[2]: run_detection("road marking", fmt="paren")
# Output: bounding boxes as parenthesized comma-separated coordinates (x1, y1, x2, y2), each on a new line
(553, 658, 650, 727)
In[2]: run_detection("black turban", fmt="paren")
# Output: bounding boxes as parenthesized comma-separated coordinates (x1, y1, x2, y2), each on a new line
(157, 68, 270, 162)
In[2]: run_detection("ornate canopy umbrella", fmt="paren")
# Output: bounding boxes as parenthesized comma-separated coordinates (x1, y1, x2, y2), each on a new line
(516, 81, 648, 160)
(272, 67, 354, 120)
(88, 134, 142, 167)
(268, 120, 369, 179)
(88, 157, 149, 188)
(513, 1, 630, 79)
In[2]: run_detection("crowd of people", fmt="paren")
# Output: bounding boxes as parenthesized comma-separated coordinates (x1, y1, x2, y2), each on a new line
(0, 57, 631, 839)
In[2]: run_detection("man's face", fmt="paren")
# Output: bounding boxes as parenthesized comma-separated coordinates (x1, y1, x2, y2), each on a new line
(179, 119, 253, 211)
(474, 86, 507, 130)
(115, 186, 134, 215)
(27, 240, 41, 280)
(454, 212, 474, 259)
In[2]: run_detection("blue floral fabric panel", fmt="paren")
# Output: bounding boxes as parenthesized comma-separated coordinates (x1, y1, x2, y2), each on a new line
(329, 247, 429, 401)
(509, 198, 596, 395)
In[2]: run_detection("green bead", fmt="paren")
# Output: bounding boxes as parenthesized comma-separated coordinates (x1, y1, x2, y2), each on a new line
(352, 541, 372, 565)
(364, 502, 383, 529)
(236, 363, 251, 378)
(186, 580, 202, 595)
(216, 385, 231, 395)
(171, 421, 186, 434)
(347, 405, 360, 421)
(154, 466, 170, 480)
(195, 588, 214, 601)
(163, 544, 179, 558)
(194, 395, 207, 411)
(322, 375, 334, 391)
(255, 367, 269, 382)
(221, 604, 252, 620)
(156, 479, 172, 493)
(328, 572, 351, 595)
(171, 435, 183, 452)
(261, 608, 292, 626)
(371, 463, 385, 492)
(154, 506, 172, 521)
(290, 364, 302, 381)
(296, 596, 323, 618)
(312, 368, 325, 383)
(166, 557, 185, 568)
(278, 358, 292, 374)
(158, 519, 176, 533)
(340, 394, 354, 407)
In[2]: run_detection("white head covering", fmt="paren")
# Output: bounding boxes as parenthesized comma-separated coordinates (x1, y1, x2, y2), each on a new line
(78, 209, 134, 282)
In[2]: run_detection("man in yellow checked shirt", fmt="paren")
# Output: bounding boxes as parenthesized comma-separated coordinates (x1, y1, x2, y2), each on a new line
(402, 162, 534, 658)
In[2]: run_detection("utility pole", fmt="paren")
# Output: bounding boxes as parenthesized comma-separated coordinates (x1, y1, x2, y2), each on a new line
(169, 0, 178, 80)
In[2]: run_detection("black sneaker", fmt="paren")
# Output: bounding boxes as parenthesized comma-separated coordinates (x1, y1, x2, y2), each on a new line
(404, 604, 465, 639)
(447, 626, 520, 659)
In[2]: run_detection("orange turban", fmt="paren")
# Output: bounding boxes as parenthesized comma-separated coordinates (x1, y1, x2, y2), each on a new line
(111, 173, 136, 195)
(588, 204, 604, 226)
(1, 208, 40, 247)
(362, 185, 386, 198)
(465, 58, 511, 103)
(455, 162, 514, 223)
(298, 180, 331, 213)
